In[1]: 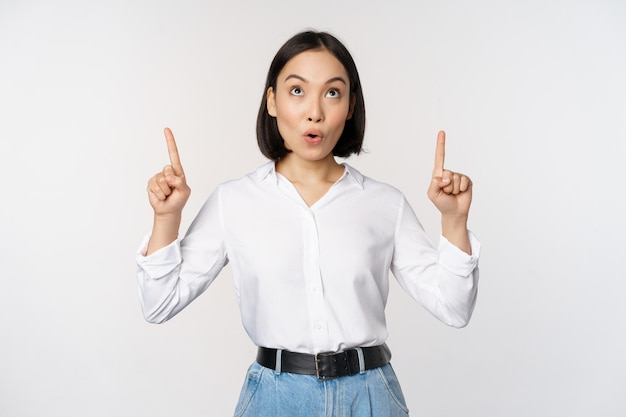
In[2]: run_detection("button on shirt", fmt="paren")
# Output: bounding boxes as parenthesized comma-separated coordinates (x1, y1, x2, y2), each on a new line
(136, 162, 480, 354)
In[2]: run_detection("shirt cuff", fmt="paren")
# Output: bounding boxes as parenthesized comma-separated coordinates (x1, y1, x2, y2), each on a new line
(437, 230, 480, 277)
(135, 234, 182, 279)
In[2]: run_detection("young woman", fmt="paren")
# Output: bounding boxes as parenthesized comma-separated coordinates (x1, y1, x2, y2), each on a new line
(137, 30, 479, 417)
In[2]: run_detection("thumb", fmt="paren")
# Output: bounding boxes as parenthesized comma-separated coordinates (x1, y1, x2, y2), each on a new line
(428, 175, 452, 199)
(166, 174, 186, 188)
(430, 175, 450, 189)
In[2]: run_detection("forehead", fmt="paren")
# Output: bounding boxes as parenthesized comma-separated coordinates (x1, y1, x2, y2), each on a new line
(278, 49, 349, 82)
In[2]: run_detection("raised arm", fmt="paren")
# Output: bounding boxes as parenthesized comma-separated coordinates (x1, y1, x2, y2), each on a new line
(145, 128, 191, 255)
(426, 131, 473, 254)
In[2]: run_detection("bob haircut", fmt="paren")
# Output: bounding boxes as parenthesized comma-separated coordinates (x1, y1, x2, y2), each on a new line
(256, 30, 366, 161)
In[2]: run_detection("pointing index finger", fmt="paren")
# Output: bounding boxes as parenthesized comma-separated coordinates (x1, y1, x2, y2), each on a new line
(433, 130, 446, 177)
(164, 127, 184, 176)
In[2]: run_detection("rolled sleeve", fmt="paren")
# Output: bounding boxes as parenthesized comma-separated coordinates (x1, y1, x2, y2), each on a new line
(437, 231, 481, 278)
(135, 234, 182, 279)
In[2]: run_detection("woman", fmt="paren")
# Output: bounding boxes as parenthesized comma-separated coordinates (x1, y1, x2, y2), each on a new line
(137, 30, 480, 416)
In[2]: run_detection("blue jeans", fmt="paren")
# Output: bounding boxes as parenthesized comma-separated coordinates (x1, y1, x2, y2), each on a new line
(234, 361, 409, 417)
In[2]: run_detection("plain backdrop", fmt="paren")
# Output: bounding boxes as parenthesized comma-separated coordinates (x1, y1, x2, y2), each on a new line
(1, 0, 625, 416)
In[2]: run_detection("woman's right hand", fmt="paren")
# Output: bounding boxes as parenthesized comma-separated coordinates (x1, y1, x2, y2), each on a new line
(147, 128, 191, 217)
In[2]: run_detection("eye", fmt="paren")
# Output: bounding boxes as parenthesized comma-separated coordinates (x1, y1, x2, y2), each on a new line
(290, 87, 303, 96)
(326, 88, 340, 98)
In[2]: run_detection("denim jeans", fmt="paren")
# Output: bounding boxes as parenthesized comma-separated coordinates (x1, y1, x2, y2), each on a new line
(234, 361, 409, 417)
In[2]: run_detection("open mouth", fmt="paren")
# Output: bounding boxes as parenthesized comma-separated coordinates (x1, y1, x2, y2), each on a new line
(304, 132, 322, 145)
(304, 130, 322, 141)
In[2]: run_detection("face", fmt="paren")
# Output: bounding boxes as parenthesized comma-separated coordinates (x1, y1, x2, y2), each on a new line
(266, 49, 355, 164)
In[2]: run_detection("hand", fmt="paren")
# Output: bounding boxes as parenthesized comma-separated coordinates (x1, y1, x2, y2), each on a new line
(146, 128, 191, 217)
(427, 131, 472, 217)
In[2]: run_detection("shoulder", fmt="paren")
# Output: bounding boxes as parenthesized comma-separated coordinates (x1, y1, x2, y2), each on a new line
(210, 162, 277, 206)
(343, 163, 405, 200)
(216, 161, 274, 190)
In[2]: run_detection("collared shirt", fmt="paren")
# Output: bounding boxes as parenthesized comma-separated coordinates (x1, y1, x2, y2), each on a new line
(136, 162, 480, 354)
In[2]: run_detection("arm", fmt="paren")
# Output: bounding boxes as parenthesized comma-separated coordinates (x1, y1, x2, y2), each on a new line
(391, 196, 479, 328)
(137, 128, 227, 324)
(390, 131, 479, 327)
(136, 188, 228, 324)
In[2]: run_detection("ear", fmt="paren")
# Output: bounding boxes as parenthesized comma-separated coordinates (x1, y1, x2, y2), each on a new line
(266, 87, 277, 117)
(346, 93, 356, 120)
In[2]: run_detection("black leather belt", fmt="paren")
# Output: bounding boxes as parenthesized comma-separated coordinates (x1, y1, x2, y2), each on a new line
(256, 344, 391, 380)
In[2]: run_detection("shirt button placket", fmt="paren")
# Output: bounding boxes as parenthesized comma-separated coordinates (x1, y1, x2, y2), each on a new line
(301, 208, 328, 347)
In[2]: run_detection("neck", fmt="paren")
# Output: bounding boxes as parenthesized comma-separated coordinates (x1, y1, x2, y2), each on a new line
(275, 153, 343, 184)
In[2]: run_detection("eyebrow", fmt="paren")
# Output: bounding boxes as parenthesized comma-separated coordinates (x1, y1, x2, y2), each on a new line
(283, 74, 347, 85)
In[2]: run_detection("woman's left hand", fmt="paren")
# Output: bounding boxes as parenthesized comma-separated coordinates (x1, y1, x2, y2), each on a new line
(427, 131, 473, 217)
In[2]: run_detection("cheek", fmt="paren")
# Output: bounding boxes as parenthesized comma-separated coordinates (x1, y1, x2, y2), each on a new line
(335, 99, 351, 118)
(275, 101, 300, 124)
(329, 106, 350, 127)
(274, 106, 297, 143)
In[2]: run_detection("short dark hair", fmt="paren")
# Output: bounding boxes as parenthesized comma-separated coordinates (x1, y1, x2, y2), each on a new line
(256, 30, 366, 161)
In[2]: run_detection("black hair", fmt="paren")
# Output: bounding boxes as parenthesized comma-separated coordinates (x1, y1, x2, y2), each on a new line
(256, 30, 366, 161)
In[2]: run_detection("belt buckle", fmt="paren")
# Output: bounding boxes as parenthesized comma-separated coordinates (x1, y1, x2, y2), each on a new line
(314, 351, 337, 381)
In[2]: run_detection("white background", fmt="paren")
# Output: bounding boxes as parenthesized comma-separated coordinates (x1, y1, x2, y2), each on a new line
(1, 0, 625, 416)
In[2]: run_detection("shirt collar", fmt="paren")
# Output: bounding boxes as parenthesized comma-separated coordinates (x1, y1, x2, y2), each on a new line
(254, 161, 276, 183)
(340, 163, 364, 189)
(253, 161, 364, 190)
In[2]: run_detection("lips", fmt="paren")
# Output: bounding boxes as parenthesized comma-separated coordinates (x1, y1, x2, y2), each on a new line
(304, 129, 323, 145)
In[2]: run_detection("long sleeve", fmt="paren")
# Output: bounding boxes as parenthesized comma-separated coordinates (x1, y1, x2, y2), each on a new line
(135, 187, 228, 324)
(391, 196, 480, 328)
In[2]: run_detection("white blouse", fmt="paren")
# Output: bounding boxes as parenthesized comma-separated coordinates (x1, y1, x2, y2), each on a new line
(136, 162, 480, 354)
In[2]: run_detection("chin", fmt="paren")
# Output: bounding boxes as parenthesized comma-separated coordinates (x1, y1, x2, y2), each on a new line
(301, 150, 334, 161)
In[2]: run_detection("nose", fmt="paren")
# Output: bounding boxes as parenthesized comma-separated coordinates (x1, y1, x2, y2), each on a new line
(307, 98, 323, 123)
